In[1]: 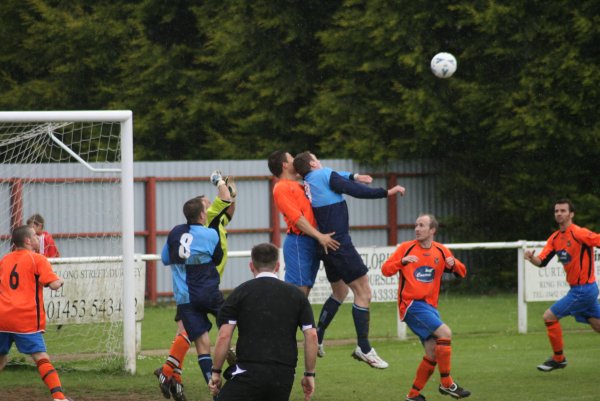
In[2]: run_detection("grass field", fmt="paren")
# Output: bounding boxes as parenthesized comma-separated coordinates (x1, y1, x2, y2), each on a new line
(1, 294, 598, 401)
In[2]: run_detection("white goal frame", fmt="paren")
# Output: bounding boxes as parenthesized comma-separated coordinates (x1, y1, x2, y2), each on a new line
(0, 111, 136, 373)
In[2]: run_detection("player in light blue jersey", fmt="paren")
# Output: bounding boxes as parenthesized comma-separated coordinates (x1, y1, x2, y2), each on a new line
(294, 151, 405, 370)
(155, 195, 224, 401)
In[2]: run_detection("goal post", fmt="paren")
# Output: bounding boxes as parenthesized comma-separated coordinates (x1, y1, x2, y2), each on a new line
(0, 111, 137, 373)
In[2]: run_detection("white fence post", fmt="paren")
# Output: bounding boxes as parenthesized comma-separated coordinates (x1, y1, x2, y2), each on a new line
(396, 304, 407, 340)
(517, 240, 528, 334)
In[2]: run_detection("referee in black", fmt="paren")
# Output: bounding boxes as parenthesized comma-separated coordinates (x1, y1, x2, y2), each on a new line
(209, 243, 318, 401)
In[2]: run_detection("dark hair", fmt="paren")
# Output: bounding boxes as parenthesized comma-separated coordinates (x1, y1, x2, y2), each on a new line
(555, 198, 575, 213)
(12, 225, 34, 248)
(251, 243, 279, 271)
(26, 213, 45, 227)
(183, 197, 205, 224)
(267, 150, 288, 178)
(418, 213, 439, 231)
(292, 151, 313, 178)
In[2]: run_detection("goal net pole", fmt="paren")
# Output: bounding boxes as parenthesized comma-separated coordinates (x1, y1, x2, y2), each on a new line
(120, 113, 135, 374)
(0, 110, 136, 373)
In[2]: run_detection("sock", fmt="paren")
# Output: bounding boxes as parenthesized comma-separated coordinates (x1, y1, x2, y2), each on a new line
(37, 358, 65, 400)
(545, 320, 565, 362)
(317, 296, 342, 343)
(172, 367, 183, 384)
(162, 332, 191, 380)
(435, 338, 453, 388)
(198, 354, 213, 384)
(352, 303, 371, 353)
(407, 356, 436, 398)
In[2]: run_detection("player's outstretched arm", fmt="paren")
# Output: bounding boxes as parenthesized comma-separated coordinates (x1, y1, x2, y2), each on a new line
(387, 185, 406, 197)
(330, 171, 388, 199)
(354, 174, 373, 184)
(211, 170, 232, 202)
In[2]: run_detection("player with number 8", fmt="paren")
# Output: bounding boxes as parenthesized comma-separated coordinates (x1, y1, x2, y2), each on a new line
(156, 195, 225, 401)
(155, 170, 236, 401)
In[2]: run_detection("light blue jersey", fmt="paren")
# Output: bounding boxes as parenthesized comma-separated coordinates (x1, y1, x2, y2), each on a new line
(161, 223, 222, 305)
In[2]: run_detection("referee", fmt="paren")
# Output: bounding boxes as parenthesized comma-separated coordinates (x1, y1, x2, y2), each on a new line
(209, 243, 318, 401)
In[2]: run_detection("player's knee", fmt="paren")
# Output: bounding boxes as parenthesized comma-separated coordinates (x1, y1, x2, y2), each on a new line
(332, 285, 349, 301)
(331, 280, 348, 299)
(542, 309, 557, 321)
(435, 324, 452, 339)
(589, 318, 600, 333)
(349, 276, 371, 297)
(352, 287, 371, 305)
(0, 354, 7, 371)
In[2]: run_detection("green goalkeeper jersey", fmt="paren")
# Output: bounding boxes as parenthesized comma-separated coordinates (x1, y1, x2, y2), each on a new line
(206, 196, 232, 277)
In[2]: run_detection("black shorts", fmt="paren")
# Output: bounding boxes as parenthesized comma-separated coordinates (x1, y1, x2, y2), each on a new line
(320, 241, 368, 284)
(218, 362, 295, 401)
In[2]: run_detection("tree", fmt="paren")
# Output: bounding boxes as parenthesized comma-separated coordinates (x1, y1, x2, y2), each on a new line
(308, 0, 600, 239)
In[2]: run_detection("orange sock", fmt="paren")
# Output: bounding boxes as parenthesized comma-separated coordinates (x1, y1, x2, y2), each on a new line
(37, 358, 66, 400)
(407, 356, 436, 398)
(435, 338, 453, 388)
(545, 320, 565, 362)
(162, 331, 191, 380)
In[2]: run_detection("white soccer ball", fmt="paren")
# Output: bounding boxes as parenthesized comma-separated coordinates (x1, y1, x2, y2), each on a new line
(430, 52, 457, 79)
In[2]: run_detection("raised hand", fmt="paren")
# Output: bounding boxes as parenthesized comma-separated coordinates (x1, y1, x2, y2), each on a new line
(210, 170, 223, 186)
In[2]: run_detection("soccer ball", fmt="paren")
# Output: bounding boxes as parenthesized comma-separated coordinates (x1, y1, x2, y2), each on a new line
(430, 52, 457, 79)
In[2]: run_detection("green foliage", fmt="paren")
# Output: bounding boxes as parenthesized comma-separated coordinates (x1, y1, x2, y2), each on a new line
(0, 1, 599, 241)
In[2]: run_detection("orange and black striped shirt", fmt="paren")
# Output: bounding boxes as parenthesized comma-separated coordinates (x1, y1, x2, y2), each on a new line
(382, 240, 466, 320)
(0, 249, 59, 333)
(538, 224, 600, 286)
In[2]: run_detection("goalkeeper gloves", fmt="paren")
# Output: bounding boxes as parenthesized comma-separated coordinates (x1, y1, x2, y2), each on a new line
(225, 176, 237, 199)
(210, 170, 225, 187)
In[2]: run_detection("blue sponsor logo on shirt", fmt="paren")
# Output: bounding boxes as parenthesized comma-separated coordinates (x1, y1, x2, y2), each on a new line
(414, 266, 435, 283)
(556, 250, 572, 265)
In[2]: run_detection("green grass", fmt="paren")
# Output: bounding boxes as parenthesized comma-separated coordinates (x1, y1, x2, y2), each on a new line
(1, 294, 598, 400)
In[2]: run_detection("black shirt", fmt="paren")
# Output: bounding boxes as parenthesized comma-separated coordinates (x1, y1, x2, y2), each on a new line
(217, 274, 315, 368)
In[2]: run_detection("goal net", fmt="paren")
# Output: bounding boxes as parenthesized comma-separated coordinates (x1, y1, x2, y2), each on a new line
(0, 111, 138, 373)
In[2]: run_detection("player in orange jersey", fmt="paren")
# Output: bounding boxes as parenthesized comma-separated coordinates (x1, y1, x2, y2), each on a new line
(525, 198, 600, 372)
(382, 214, 470, 400)
(0, 225, 71, 401)
(268, 150, 340, 295)
(268, 150, 341, 360)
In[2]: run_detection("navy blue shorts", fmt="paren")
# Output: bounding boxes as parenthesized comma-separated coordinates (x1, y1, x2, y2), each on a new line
(403, 300, 444, 343)
(551, 283, 600, 324)
(283, 234, 320, 288)
(320, 241, 368, 284)
(177, 291, 224, 341)
(0, 332, 47, 355)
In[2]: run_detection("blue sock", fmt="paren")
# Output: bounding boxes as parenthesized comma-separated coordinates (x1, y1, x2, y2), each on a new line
(352, 303, 371, 353)
(198, 354, 212, 384)
(317, 296, 341, 344)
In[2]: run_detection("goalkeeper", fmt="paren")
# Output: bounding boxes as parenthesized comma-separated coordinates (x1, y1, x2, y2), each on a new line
(155, 170, 236, 401)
